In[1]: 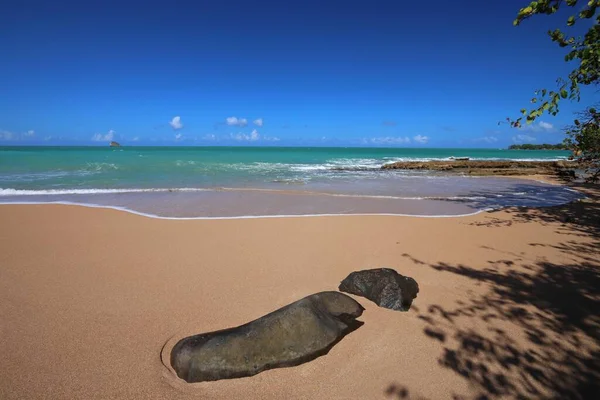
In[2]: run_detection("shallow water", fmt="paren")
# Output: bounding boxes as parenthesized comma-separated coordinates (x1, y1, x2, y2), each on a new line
(0, 177, 583, 218)
(0, 146, 582, 218)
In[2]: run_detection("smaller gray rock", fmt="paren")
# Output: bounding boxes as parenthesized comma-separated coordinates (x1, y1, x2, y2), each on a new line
(339, 268, 419, 311)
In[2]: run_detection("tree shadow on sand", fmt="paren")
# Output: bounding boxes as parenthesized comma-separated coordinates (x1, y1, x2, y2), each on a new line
(465, 183, 599, 230)
(447, 181, 587, 212)
(386, 185, 600, 399)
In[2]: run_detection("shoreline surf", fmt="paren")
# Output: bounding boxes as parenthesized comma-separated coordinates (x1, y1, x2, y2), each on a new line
(0, 176, 584, 218)
(1, 146, 583, 219)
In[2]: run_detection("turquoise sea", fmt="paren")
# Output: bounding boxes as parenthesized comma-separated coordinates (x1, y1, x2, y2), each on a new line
(0, 146, 581, 217)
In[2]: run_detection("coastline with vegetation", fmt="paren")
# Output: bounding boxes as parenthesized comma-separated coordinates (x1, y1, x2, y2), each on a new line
(508, 143, 569, 150)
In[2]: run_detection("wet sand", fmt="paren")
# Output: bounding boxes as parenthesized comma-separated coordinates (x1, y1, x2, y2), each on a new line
(0, 175, 582, 218)
(0, 185, 599, 399)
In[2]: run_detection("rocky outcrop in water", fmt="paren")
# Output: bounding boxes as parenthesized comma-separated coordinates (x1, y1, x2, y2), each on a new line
(170, 291, 364, 383)
(381, 160, 578, 176)
(339, 268, 419, 311)
(109, 141, 121, 147)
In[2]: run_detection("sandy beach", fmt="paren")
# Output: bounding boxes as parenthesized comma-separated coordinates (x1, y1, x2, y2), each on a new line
(1, 182, 598, 399)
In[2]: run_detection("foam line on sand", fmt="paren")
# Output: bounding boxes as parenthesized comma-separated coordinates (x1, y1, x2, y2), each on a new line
(0, 200, 490, 220)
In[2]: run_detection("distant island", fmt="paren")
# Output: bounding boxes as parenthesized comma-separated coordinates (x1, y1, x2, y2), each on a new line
(109, 141, 121, 147)
(508, 143, 568, 150)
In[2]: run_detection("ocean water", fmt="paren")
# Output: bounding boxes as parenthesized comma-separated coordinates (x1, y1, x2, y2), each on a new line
(0, 146, 582, 218)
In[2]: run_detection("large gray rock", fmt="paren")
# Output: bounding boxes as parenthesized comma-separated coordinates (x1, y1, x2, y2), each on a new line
(170, 291, 364, 383)
(339, 268, 419, 311)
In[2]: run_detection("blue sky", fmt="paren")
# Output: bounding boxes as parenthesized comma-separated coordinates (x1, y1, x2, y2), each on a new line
(0, 0, 597, 147)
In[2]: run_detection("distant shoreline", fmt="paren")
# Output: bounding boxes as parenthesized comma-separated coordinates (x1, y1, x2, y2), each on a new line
(508, 144, 569, 150)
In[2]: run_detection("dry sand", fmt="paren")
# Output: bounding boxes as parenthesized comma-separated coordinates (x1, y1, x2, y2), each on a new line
(1, 187, 599, 399)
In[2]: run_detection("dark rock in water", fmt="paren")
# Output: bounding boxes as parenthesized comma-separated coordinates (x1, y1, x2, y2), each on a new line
(170, 291, 364, 383)
(109, 141, 121, 147)
(380, 160, 587, 177)
(339, 268, 419, 311)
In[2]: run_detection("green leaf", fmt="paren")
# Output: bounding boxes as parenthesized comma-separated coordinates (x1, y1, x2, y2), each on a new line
(567, 16, 576, 26)
(561, 89, 568, 98)
(575, 119, 581, 125)
(542, 102, 551, 110)
(520, 108, 527, 115)
(590, 108, 597, 114)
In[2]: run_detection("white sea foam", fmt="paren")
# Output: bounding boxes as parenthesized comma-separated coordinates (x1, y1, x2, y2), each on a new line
(380, 156, 570, 164)
(0, 186, 504, 202)
(0, 170, 90, 182)
(318, 157, 574, 171)
(85, 162, 119, 171)
(175, 160, 197, 166)
(1, 164, 121, 182)
(0, 201, 490, 220)
(0, 187, 211, 196)
(162, 157, 573, 177)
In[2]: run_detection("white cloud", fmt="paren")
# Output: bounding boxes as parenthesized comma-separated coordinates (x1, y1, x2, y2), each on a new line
(521, 120, 555, 133)
(230, 129, 279, 142)
(169, 116, 183, 130)
(0, 129, 15, 140)
(231, 133, 253, 141)
(512, 134, 536, 143)
(413, 135, 429, 144)
(202, 134, 217, 141)
(226, 116, 248, 127)
(231, 129, 259, 141)
(131, 136, 140, 142)
(91, 130, 115, 142)
(368, 136, 411, 145)
(474, 136, 498, 144)
(175, 133, 183, 141)
(1, 129, 36, 140)
(253, 118, 264, 127)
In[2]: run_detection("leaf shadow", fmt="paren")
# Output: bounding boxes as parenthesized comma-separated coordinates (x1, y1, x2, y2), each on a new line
(388, 186, 600, 399)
